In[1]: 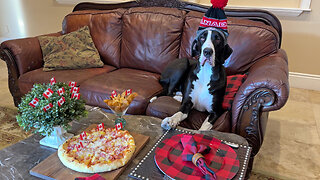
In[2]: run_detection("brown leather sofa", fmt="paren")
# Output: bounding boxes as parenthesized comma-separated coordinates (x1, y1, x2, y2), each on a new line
(0, 1, 289, 175)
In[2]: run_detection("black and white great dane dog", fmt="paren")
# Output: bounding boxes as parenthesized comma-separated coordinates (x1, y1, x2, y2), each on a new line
(156, 27, 233, 131)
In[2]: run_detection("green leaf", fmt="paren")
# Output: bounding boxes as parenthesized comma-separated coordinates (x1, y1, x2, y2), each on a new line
(17, 82, 87, 134)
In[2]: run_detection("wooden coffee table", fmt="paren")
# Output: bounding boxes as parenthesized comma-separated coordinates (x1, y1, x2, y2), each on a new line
(0, 107, 251, 179)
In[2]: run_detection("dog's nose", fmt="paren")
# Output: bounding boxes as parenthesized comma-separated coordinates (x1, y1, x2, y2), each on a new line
(203, 48, 213, 58)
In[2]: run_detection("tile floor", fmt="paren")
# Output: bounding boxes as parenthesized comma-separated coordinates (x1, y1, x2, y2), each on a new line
(0, 60, 319, 179)
(253, 88, 320, 179)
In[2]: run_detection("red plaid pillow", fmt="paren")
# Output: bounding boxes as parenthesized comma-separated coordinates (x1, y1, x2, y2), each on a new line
(222, 74, 248, 110)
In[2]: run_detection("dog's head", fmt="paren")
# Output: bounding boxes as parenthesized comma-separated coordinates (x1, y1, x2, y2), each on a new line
(191, 28, 233, 67)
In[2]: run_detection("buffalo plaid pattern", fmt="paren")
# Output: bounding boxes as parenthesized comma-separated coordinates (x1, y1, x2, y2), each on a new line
(155, 133, 239, 180)
(222, 74, 248, 110)
(181, 135, 216, 179)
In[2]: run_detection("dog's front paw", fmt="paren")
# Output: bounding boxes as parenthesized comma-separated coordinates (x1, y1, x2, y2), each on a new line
(199, 121, 213, 131)
(161, 117, 172, 130)
(161, 112, 186, 130)
(169, 117, 180, 128)
(149, 96, 157, 103)
(161, 117, 180, 130)
(173, 95, 182, 102)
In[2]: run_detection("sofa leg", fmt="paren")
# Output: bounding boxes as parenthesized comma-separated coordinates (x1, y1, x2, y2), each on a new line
(13, 94, 22, 107)
(1, 49, 22, 107)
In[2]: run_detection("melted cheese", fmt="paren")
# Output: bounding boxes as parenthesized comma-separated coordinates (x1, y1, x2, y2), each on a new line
(67, 128, 132, 166)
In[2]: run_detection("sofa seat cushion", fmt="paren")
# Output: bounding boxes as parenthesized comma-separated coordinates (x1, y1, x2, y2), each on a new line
(80, 68, 163, 114)
(18, 65, 116, 94)
(146, 96, 231, 132)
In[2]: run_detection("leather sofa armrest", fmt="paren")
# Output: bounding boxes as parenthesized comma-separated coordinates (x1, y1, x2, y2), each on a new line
(231, 49, 289, 156)
(232, 49, 289, 130)
(0, 32, 61, 75)
(0, 32, 61, 106)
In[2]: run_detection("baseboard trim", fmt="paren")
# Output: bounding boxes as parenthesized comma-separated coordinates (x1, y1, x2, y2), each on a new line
(289, 72, 320, 91)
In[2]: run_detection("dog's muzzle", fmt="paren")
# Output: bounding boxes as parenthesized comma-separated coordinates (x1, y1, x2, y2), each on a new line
(203, 48, 213, 58)
(202, 48, 214, 66)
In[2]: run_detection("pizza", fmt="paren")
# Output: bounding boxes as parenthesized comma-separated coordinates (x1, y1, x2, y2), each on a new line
(58, 126, 136, 173)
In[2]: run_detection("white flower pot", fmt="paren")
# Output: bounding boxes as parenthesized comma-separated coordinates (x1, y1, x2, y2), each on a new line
(39, 126, 73, 149)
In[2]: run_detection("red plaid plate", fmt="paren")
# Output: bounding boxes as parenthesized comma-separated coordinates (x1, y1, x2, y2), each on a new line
(155, 134, 239, 180)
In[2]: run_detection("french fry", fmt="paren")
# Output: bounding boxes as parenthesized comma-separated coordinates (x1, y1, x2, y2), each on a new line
(122, 99, 129, 106)
(114, 101, 120, 107)
(107, 101, 113, 107)
(115, 106, 121, 112)
(104, 90, 138, 113)
(121, 91, 126, 98)
(120, 104, 127, 112)
(127, 92, 138, 103)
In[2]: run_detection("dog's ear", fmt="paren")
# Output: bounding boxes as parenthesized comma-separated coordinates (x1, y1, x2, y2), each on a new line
(222, 44, 233, 61)
(191, 39, 200, 57)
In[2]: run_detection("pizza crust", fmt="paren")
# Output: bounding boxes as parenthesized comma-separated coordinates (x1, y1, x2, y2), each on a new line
(58, 128, 136, 173)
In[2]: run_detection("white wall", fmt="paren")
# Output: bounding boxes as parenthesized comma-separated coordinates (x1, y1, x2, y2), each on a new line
(0, 0, 73, 42)
(0, 0, 27, 42)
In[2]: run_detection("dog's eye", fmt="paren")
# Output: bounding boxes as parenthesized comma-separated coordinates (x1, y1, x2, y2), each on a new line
(214, 35, 221, 40)
(212, 35, 222, 44)
(200, 37, 206, 42)
(214, 38, 221, 44)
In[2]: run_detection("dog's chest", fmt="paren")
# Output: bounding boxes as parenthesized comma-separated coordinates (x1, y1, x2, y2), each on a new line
(189, 65, 214, 112)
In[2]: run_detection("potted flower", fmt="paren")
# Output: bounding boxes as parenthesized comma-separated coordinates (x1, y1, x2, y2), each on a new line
(16, 78, 88, 148)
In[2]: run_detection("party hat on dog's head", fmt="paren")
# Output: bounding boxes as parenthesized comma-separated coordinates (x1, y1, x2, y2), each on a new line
(198, 0, 229, 34)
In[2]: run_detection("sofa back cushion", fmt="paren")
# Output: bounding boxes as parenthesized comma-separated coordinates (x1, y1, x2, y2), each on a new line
(179, 11, 280, 75)
(120, 7, 186, 74)
(62, 9, 125, 68)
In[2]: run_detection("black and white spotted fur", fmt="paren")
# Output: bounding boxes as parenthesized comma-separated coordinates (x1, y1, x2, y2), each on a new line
(157, 27, 233, 131)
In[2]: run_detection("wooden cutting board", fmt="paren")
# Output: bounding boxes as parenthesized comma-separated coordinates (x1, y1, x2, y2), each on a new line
(30, 124, 150, 180)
